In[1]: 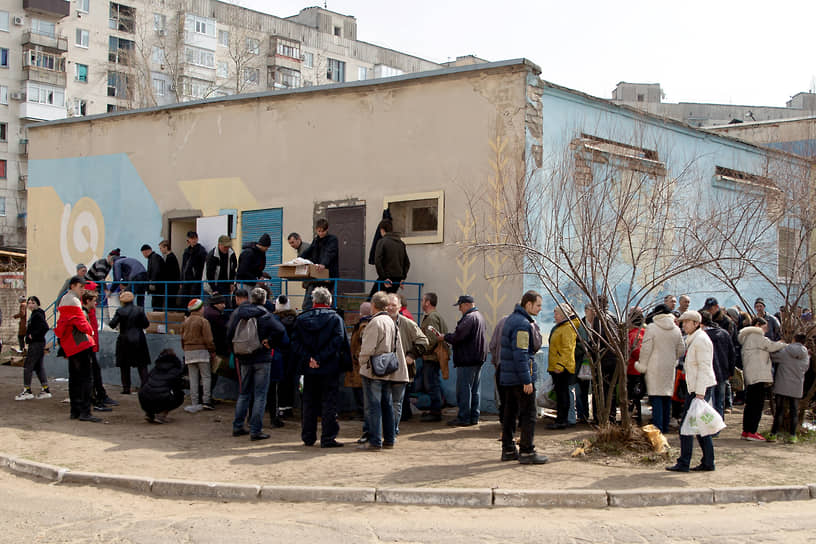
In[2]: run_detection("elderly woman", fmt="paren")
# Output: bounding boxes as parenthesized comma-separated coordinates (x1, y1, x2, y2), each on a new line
(739, 316, 786, 442)
(109, 291, 151, 394)
(357, 291, 408, 450)
(666, 311, 717, 472)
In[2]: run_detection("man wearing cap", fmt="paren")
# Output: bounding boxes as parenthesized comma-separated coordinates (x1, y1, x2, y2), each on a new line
(754, 298, 781, 341)
(237, 233, 272, 288)
(181, 231, 208, 305)
(702, 297, 738, 349)
(436, 295, 487, 426)
(141, 244, 165, 311)
(666, 310, 717, 472)
(204, 235, 237, 299)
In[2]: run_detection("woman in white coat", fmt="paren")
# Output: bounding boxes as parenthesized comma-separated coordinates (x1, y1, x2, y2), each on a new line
(666, 311, 717, 473)
(738, 317, 786, 442)
(634, 304, 685, 434)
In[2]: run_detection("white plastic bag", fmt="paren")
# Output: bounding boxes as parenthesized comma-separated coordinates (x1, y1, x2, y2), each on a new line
(680, 398, 726, 436)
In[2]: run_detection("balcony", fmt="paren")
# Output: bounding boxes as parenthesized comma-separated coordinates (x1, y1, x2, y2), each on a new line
(19, 102, 67, 122)
(268, 36, 302, 71)
(22, 31, 68, 52)
(22, 66, 66, 87)
(23, 0, 70, 18)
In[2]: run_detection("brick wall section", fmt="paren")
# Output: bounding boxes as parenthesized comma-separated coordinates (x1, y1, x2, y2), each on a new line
(525, 76, 544, 169)
(0, 287, 26, 348)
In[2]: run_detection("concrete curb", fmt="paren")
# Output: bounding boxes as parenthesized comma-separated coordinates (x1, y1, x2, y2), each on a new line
(3, 452, 816, 508)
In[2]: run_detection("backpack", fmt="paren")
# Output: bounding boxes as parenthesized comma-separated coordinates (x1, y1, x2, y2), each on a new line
(233, 316, 262, 355)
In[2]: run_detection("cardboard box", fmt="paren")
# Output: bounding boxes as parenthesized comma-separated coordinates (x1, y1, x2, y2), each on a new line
(277, 264, 330, 279)
(146, 311, 186, 334)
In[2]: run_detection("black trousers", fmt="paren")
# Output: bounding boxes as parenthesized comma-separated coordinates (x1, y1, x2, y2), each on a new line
(301, 373, 340, 446)
(120, 366, 149, 392)
(600, 364, 619, 423)
(501, 385, 537, 454)
(90, 351, 107, 404)
(68, 349, 94, 418)
(267, 379, 279, 422)
(552, 371, 573, 425)
(139, 392, 184, 418)
(742, 382, 767, 434)
(771, 394, 799, 435)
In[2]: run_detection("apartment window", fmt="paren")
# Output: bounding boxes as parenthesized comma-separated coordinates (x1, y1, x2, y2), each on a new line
(276, 40, 299, 59)
(183, 78, 209, 99)
(78, 0, 89, 13)
(383, 191, 445, 244)
(25, 49, 66, 72)
(152, 46, 164, 64)
(27, 82, 65, 106)
(243, 67, 259, 85)
(302, 52, 313, 68)
(152, 77, 165, 96)
(185, 15, 215, 37)
(153, 13, 166, 32)
(0, 11, 9, 32)
(0, 86, 6, 105)
(0, 160, 5, 179)
(333, 26, 341, 37)
(218, 30, 229, 47)
(268, 67, 300, 89)
(75, 28, 89, 48)
(0, 48, 8, 68)
(71, 98, 87, 116)
(107, 71, 128, 98)
(184, 46, 214, 68)
(30, 18, 56, 38)
(326, 58, 345, 82)
(358, 66, 367, 81)
(109, 2, 135, 33)
(0, 123, 6, 142)
(75, 63, 88, 82)
(217, 61, 228, 78)
(0, 197, 7, 216)
(108, 36, 134, 64)
(106, 104, 118, 113)
(246, 38, 259, 55)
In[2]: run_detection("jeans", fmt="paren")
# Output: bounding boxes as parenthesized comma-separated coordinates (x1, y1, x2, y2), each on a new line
(712, 381, 727, 419)
(742, 382, 767, 434)
(650, 395, 672, 434)
(771, 394, 799, 435)
(362, 377, 395, 447)
(551, 370, 573, 425)
(68, 349, 93, 418)
(420, 359, 442, 413)
(301, 373, 340, 446)
(676, 388, 715, 470)
(567, 383, 578, 425)
(501, 385, 537, 454)
(233, 363, 272, 435)
(390, 382, 408, 436)
(455, 364, 483, 424)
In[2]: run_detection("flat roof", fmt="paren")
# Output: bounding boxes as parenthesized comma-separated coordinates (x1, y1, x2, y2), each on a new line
(707, 115, 816, 130)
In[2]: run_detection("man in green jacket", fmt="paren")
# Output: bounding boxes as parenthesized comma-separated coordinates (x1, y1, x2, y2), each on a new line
(418, 292, 448, 421)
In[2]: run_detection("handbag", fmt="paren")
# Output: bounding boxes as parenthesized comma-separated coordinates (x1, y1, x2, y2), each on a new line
(434, 341, 450, 380)
(577, 362, 592, 381)
(371, 323, 400, 377)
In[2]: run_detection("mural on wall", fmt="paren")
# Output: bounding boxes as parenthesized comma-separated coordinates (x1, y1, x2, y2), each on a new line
(59, 197, 105, 276)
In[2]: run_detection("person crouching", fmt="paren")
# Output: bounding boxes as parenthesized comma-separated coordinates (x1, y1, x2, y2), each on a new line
(139, 349, 186, 423)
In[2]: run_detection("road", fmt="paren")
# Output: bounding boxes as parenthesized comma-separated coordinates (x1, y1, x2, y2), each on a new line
(3, 471, 816, 543)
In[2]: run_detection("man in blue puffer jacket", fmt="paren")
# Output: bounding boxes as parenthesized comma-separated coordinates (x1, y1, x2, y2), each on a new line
(499, 290, 549, 465)
(291, 286, 352, 448)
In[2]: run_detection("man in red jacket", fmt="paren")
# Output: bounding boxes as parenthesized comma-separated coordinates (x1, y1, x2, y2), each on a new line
(55, 276, 99, 422)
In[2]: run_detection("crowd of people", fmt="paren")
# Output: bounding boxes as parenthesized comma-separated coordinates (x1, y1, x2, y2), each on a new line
(10, 220, 810, 469)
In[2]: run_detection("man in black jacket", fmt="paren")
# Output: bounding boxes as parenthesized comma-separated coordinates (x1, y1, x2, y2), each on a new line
(180, 231, 207, 307)
(291, 286, 351, 448)
(236, 234, 271, 288)
(158, 240, 180, 311)
(302, 218, 339, 310)
(701, 311, 736, 419)
(370, 219, 409, 297)
(141, 244, 164, 311)
(205, 235, 237, 299)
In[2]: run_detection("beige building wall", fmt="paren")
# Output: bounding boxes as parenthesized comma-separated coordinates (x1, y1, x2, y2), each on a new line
(27, 63, 530, 328)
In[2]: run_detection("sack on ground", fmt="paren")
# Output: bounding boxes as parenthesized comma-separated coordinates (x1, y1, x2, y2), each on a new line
(642, 424, 670, 453)
(371, 351, 399, 377)
(680, 397, 726, 436)
(232, 317, 261, 355)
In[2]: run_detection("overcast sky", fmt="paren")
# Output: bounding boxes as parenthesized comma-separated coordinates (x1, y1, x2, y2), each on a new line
(230, 0, 814, 107)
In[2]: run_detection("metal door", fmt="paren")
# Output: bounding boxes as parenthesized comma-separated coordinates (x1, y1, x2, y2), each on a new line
(241, 208, 283, 296)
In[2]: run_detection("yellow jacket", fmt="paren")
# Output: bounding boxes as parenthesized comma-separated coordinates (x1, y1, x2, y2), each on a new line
(548, 317, 580, 374)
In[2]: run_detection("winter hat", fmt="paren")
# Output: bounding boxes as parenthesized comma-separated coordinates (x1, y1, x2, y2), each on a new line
(84, 281, 98, 291)
(703, 297, 718, 309)
(119, 291, 134, 303)
(258, 233, 272, 247)
(754, 298, 766, 307)
(208, 294, 226, 306)
(108, 248, 121, 257)
(187, 298, 203, 312)
(76, 263, 87, 271)
(678, 310, 701, 323)
(275, 295, 291, 311)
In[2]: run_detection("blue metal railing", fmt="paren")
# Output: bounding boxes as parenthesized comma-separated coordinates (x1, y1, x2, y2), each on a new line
(46, 277, 424, 337)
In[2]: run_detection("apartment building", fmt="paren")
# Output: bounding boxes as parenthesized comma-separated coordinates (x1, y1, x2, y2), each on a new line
(0, 0, 442, 251)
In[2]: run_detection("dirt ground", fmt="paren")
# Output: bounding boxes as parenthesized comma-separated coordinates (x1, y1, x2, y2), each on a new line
(1, 365, 814, 491)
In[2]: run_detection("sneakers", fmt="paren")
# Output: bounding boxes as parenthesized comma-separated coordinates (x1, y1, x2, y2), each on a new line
(787, 435, 799, 444)
(501, 448, 519, 462)
(15, 389, 35, 401)
(201, 402, 215, 411)
(184, 404, 203, 413)
(102, 397, 119, 406)
(743, 432, 767, 442)
(36, 390, 52, 400)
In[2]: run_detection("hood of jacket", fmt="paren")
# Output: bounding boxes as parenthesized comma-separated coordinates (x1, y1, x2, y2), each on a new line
(275, 310, 298, 328)
(738, 326, 764, 344)
(653, 313, 676, 330)
(155, 351, 182, 371)
(296, 307, 340, 332)
(232, 303, 268, 321)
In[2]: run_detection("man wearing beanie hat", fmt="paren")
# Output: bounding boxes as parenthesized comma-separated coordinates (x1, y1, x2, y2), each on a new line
(236, 233, 272, 288)
(754, 298, 781, 341)
(301, 218, 339, 310)
(204, 235, 237, 298)
(181, 298, 216, 412)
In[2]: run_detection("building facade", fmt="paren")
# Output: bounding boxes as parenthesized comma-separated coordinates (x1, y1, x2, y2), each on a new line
(0, 0, 442, 251)
(708, 116, 816, 158)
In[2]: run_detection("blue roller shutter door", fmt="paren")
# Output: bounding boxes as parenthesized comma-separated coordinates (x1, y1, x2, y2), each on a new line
(241, 208, 283, 296)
